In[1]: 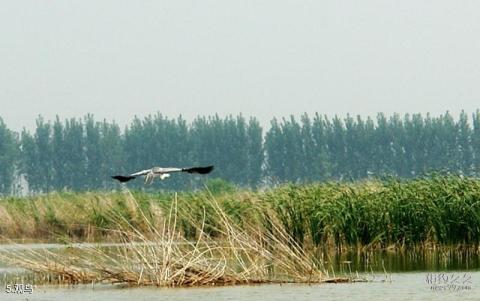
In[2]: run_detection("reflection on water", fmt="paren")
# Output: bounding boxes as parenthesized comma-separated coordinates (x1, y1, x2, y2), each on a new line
(325, 248, 480, 273)
(1, 243, 478, 273)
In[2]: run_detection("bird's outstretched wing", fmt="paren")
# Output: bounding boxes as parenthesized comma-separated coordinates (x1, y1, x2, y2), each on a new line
(111, 165, 214, 183)
(152, 166, 214, 174)
(131, 169, 153, 176)
(111, 168, 151, 183)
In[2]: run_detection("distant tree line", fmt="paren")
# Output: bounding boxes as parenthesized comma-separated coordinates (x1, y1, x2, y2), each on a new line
(0, 114, 262, 193)
(265, 111, 480, 183)
(1, 111, 480, 194)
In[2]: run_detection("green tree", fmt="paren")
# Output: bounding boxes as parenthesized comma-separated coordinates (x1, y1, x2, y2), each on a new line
(456, 110, 473, 175)
(63, 118, 86, 190)
(99, 120, 124, 189)
(311, 113, 330, 181)
(326, 116, 347, 180)
(373, 113, 393, 176)
(472, 110, 480, 176)
(388, 113, 406, 177)
(0, 118, 17, 194)
(246, 117, 263, 187)
(300, 114, 315, 181)
(34, 117, 54, 191)
(85, 114, 102, 189)
(440, 112, 458, 172)
(52, 116, 66, 190)
(20, 129, 38, 192)
(264, 118, 286, 184)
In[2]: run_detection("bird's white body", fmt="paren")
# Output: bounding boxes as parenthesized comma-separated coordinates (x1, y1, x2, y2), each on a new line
(131, 167, 179, 184)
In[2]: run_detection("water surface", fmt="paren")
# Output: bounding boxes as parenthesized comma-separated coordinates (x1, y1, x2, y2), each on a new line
(1, 272, 478, 301)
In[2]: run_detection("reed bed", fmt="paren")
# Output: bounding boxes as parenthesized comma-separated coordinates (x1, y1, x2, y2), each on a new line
(1, 175, 479, 249)
(263, 175, 480, 248)
(0, 192, 344, 286)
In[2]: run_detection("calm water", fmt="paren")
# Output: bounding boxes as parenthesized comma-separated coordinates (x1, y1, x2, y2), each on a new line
(1, 243, 479, 300)
(1, 273, 478, 301)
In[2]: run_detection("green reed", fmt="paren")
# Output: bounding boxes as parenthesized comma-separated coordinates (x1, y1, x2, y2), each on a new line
(1, 175, 479, 249)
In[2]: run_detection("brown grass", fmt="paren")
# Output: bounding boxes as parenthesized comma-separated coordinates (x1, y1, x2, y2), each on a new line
(0, 191, 349, 286)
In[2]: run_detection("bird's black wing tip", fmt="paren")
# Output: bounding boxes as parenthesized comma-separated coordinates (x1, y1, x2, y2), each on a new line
(184, 165, 214, 174)
(111, 175, 136, 183)
(206, 165, 214, 172)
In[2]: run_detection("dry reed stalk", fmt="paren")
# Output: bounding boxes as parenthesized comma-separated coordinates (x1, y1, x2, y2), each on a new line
(0, 191, 339, 286)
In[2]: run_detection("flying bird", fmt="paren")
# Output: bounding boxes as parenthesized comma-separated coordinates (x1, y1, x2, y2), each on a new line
(112, 165, 214, 184)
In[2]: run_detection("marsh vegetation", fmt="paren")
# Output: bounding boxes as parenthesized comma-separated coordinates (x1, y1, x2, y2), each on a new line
(1, 175, 479, 286)
(1, 175, 480, 247)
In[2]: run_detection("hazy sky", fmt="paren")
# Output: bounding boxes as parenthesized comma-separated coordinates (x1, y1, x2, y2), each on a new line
(1, 1, 479, 132)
